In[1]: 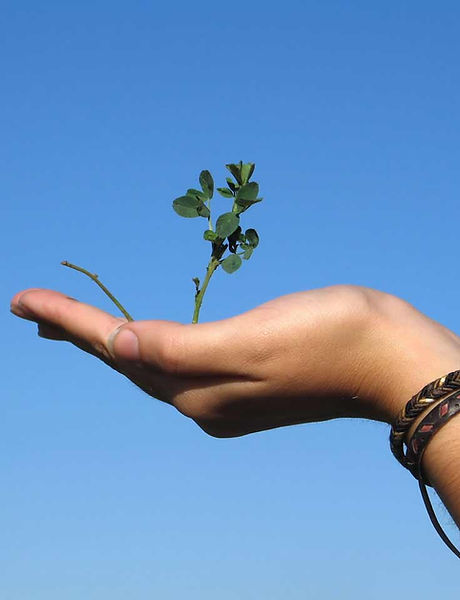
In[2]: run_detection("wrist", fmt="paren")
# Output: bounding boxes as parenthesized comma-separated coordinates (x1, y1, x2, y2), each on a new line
(356, 291, 460, 425)
(355, 290, 460, 552)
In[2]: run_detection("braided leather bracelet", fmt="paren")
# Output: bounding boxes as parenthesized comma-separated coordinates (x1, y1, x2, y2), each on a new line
(406, 392, 460, 559)
(405, 389, 460, 480)
(390, 369, 460, 468)
(389, 370, 460, 559)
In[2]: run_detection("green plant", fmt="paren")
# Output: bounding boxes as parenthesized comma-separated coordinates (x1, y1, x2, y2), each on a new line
(62, 161, 262, 324)
(173, 161, 262, 323)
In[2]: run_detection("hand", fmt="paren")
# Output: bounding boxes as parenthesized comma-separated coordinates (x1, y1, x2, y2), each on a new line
(10, 285, 460, 438)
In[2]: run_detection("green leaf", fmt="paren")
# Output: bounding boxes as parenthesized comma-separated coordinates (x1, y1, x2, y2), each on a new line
(203, 229, 218, 241)
(199, 170, 214, 198)
(226, 178, 237, 193)
(240, 241, 255, 260)
(245, 228, 259, 248)
(225, 162, 243, 184)
(197, 204, 210, 218)
(234, 183, 260, 213)
(240, 163, 255, 184)
(242, 247, 253, 260)
(221, 254, 242, 274)
(233, 200, 250, 213)
(234, 198, 263, 214)
(186, 188, 207, 201)
(216, 212, 240, 238)
(236, 182, 259, 202)
(217, 187, 233, 198)
(173, 196, 201, 218)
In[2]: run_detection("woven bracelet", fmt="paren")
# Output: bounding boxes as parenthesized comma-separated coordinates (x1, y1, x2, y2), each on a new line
(405, 389, 460, 481)
(390, 369, 460, 468)
(390, 370, 460, 560)
(406, 392, 460, 559)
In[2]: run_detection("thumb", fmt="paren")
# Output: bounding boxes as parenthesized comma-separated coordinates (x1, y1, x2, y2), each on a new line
(109, 317, 248, 377)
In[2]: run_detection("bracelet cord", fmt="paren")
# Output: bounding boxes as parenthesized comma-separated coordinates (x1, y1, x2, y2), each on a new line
(390, 373, 460, 560)
(407, 391, 460, 559)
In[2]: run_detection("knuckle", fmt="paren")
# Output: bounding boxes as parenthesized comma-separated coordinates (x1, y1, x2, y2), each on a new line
(322, 284, 381, 321)
(324, 283, 371, 303)
(335, 285, 410, 325)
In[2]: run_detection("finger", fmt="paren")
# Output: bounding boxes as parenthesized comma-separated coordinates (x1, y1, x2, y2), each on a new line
(37, 323, 68, 341)
(11, 288, 127, 361)
(11, 288, 49, 321)
(11, 289, 260, 378)
(11, 289, 213, 375)
(110, 313, 264, 378)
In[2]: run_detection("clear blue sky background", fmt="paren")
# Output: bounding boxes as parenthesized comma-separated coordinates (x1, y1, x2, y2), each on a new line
(2, 1, 460, 597)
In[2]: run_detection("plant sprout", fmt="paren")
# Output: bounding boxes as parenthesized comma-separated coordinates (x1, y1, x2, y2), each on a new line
(173, 161, 262, 323)
(62, 161, 263, 324)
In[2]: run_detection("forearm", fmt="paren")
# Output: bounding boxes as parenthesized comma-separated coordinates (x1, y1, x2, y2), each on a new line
(364, 291, 460, 530)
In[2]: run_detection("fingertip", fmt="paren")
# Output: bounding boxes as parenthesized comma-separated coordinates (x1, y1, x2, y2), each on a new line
(10, 289, 80, 321)
(11, 288, 45, 302)
(10, 289, 44, 319)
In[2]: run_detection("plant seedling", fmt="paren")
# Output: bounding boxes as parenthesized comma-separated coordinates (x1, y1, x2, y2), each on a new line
(62, 161, 263, 324)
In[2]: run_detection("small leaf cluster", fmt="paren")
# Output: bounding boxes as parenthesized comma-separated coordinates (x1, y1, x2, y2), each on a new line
(172, 161, 262, 275)
(172, 169, 214, 219)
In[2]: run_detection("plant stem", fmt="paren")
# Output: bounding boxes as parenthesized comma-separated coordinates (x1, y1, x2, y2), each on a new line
(192, 256, 220, 324)
(61, 260, 134, 321)
(207, 198, 213, 231)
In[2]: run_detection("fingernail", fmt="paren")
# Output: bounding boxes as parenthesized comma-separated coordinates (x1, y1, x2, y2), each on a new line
(10, 299, 33, 318)
(108, 327, 140, 362)
(10, 303, 26, 317)
(17, 295, 35, 316)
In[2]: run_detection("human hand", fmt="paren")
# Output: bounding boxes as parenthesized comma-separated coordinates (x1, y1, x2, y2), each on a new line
(10, 285, 460, 438)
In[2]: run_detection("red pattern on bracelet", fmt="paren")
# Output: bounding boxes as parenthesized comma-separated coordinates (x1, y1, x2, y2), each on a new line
(405, 389, 460, 483)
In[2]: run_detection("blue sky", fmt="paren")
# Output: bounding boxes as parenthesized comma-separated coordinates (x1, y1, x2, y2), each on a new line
(2, 1, 460, 597)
